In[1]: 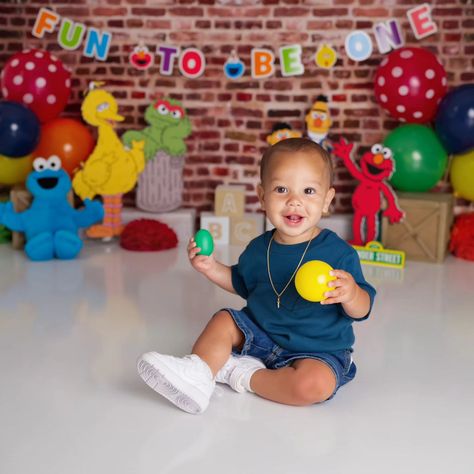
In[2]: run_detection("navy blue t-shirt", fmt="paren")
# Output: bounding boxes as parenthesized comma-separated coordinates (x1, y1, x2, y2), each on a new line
(231, 229, 376, 353)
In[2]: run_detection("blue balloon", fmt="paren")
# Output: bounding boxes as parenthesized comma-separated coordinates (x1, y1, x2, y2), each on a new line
(0, 101, 41, 157)
(435, 84, 474, 155)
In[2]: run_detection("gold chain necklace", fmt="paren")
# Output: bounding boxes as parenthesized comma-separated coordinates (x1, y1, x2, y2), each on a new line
(266, 230, 316, 309)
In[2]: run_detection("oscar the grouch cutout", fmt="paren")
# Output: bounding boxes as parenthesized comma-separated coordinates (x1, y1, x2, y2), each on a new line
(122, 98, 192, 213)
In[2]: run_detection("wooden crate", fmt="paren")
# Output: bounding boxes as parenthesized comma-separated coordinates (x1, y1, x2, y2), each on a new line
(381, 192, 454, 263)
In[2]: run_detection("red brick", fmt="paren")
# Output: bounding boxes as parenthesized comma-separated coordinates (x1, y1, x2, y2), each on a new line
(461, 72, 474, 81)
(442, 20, 459, 29)
(353, 8, 389, 17)
(93, 7, 127, 16)
(266, 21, 282, 29)
(234, 21, 263, 29)
(108, 20, 124, 27)
(268, 110, 301, 118)
(263, 81, 293, 91)
(231, 108, 263, 118)
(336, 20, 354, 29)
(355, 21, 373, 29)
(313, 8, 348, 17)
(131, 8, 165, 15)
(237, 92, 252, 101)
(243, 8, 272, 18)
(213, 167, 229, 177)
(56, 7, 90, 16)
(197, 167, 210, 176)
(169, 7, 205, 16)
(196, 20, 211, 28)
(275, 8, 310, 17)
(432, 8, 463, 16)
(145, 20, 171, 28)
(247, 121, 262, 129)
(307, 20, 333, 29)
(203, 142, 220, 151)
(215, 21, 232, 29)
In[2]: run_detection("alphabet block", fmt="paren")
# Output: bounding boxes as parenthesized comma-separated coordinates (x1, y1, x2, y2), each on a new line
(230, 213, 265, 246)
(200, 212, 229, 245)
(214, 185, 245, 218)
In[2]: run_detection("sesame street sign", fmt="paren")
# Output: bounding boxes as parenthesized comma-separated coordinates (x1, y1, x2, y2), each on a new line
(352, 241, 406, 269)
(32, 3, 437, 72)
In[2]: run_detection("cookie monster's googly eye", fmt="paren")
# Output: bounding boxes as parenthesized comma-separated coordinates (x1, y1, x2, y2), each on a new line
(371, 144, 383, 154)
(33, 158, 48, 172)
(47, 155, 62, 170)
(171, 110, 182, 119)
(382, 147, 392, 159)
(97, 102, 109, 112)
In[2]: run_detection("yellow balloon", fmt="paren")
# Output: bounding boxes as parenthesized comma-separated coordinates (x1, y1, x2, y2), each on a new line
(450, 149, 474, 202)
(295, 260, 336, 303)
(0, 154, 33, 186)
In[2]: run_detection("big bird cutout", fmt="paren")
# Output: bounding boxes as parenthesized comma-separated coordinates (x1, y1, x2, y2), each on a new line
(73, 83, 145, 239)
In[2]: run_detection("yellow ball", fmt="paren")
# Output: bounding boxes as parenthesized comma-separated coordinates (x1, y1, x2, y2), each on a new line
(295, 260, 336, 302)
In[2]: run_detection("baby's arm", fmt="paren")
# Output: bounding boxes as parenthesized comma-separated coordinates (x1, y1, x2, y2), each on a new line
(187, 238, 236, 294)
(321, 269, 371, 319)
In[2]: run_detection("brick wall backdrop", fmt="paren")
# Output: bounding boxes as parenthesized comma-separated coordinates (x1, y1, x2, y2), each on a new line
(0, 0, 472, 214)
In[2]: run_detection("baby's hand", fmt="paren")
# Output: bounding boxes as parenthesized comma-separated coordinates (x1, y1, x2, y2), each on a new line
(321, 269, 358, 305)
(187, 237, 216, 275)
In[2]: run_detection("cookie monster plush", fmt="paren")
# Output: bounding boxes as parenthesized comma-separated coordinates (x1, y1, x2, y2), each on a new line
(0, 156, 103, 261)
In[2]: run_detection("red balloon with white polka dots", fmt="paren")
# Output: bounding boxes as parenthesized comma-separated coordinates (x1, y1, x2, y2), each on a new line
(374, 47, 447, 124)
(1, 48, 71, 123)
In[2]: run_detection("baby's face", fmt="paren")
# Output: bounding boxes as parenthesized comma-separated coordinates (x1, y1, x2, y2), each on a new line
(258, 150, 335, 244)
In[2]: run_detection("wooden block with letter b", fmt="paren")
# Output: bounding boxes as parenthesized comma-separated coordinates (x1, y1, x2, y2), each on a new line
(200, 212, 230, 245)
(214, 185, 246, 218)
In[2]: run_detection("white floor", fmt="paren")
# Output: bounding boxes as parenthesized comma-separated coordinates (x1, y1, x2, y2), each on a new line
(0, 241, 473, 474)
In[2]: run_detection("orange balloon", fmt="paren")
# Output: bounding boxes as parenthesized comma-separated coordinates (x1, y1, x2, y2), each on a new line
(32, 118, 95, 176)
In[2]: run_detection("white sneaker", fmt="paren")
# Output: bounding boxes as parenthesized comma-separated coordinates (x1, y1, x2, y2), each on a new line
(216, 355, 266, 393)
(137, 352, 215, 414)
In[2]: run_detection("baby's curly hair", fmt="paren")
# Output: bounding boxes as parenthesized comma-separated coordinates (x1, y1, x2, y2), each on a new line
(260, 138, 333, 187)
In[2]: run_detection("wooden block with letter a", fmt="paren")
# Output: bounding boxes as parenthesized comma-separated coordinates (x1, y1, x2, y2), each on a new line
(214, 185, 246, 218)
(381, 192, 454, 263)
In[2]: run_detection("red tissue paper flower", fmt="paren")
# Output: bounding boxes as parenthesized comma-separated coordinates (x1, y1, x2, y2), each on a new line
(449, 212, 474, 261)
(120, 219, 178, 252)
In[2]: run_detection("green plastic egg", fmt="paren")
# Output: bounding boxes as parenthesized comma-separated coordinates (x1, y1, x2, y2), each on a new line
(195, 229, 214, 256)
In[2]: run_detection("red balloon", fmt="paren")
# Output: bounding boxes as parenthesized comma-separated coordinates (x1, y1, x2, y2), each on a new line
(32, 118, 95, 176)
(374, 47, 447, 124)
(0, 48, 71, 123)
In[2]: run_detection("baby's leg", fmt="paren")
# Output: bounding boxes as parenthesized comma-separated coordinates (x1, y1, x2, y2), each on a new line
(192, 310, 245, 376)
(250, 358, 336, 406)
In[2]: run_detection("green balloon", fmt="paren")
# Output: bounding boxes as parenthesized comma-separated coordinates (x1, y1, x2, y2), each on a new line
(384, 124, 448, 192)
(194, 229, 214, 256)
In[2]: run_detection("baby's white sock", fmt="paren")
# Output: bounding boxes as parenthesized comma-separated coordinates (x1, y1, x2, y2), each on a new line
(239, 366, 262, 393)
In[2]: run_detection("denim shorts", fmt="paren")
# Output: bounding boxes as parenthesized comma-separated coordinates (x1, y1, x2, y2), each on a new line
(221, 307, 357, 401)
